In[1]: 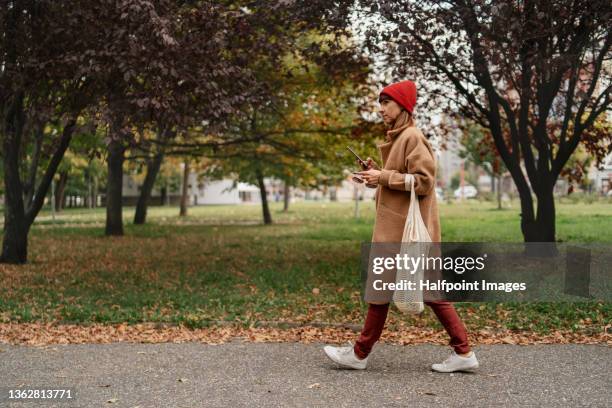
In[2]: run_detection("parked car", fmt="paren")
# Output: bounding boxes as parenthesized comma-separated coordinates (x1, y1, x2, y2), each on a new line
(454, 185, 478, 199)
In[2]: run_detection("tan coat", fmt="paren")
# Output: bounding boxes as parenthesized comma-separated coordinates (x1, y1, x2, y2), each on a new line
(371, 125, 441, 243)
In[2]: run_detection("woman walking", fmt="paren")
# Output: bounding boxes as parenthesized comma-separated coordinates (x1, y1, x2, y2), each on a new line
(323, 80, 479, 373)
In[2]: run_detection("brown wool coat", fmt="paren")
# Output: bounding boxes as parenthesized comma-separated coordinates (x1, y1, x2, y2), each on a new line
(371, 125, 441, 243)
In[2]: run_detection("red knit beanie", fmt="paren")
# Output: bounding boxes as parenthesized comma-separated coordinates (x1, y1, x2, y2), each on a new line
(379, 80, 417, 114)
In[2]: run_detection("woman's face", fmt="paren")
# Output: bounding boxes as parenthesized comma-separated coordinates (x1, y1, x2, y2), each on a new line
(378, 97, 403, 125)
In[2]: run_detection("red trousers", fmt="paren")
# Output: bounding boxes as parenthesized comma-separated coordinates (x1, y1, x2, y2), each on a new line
(353, 301, 471, 359)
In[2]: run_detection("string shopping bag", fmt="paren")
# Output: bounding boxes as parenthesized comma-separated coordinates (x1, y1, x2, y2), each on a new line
(392, 174, 432, 314)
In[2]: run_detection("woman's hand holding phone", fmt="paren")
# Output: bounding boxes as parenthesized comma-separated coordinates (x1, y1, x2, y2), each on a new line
(347, 146, 379, 188)
(354, 158, 380, 188)
(355, 157, 379, 171)
(365, 157, 380, 171)
(351, 171, 365, 183)
(357, 168, 381, 187)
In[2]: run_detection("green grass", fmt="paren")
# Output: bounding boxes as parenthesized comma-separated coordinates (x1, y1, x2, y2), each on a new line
(0, 200, 610, 334)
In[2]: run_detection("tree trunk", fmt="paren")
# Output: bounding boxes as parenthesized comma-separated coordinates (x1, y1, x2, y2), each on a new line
(330, 184, 338, 201)
(105, 138, 125, 236)
(92, 176, 98, 208)
(1, 17, 77, 262)
(23, 121, 44, 208)
(50, 176, 56, 219)
(55, 171, 68, 212)
(497, 175, 502, 210)
(179, 160, 189, 217)
(134, 151, 164, 224)
(534, 187, 556, 242)
(521, 184, 556, 242)
(160, 185, 167, 206)
(86, 174, 92, 208)
(283, 181, 290, 212)
(1, 214, 30, 264)
(256, 168, 272, 224)
(2, 131, 28, 262)
(1, 93, 29, 263)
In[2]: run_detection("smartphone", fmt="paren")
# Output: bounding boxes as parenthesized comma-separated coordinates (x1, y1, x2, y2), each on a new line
(347, 146, 368, 170)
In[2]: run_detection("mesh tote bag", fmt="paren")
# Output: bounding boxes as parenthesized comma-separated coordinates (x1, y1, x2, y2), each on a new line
(392, 174, 432, 314)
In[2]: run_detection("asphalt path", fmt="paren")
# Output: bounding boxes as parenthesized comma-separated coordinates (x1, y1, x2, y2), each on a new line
(1, 342, 609, 407)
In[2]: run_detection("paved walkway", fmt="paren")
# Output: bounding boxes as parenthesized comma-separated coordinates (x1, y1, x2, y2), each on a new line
(1, 342, 609, 407)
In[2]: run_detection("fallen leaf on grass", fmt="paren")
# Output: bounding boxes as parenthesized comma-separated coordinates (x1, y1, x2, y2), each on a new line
(500, 336, 516, 344)
(0, 322, 608, 346)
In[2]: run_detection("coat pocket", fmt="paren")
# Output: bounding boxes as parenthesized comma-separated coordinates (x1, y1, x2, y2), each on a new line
(379, 201, 407, 219)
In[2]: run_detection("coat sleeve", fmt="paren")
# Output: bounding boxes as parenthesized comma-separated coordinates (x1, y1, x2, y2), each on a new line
(378, 134, 436, 196)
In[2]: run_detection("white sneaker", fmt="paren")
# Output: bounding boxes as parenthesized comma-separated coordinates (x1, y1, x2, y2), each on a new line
(323, 341, 368, 370)
(431, 350, 479, 373)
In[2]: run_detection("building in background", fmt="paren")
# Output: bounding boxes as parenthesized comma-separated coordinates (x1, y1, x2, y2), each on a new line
(119, 171, 377, 207)
(436, 139, 463, 190)
(588, 152, 612, 195)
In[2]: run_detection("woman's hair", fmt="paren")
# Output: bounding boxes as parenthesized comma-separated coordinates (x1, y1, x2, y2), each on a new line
(389, 110, 414, 132)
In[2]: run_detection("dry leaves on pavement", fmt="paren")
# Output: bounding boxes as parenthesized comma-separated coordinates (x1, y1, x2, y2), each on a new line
(0, 322, 609, 347)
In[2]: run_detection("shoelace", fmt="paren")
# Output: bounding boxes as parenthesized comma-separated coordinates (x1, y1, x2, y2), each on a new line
(339, 341, 355, 355)
(441, 351, 457, 366)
